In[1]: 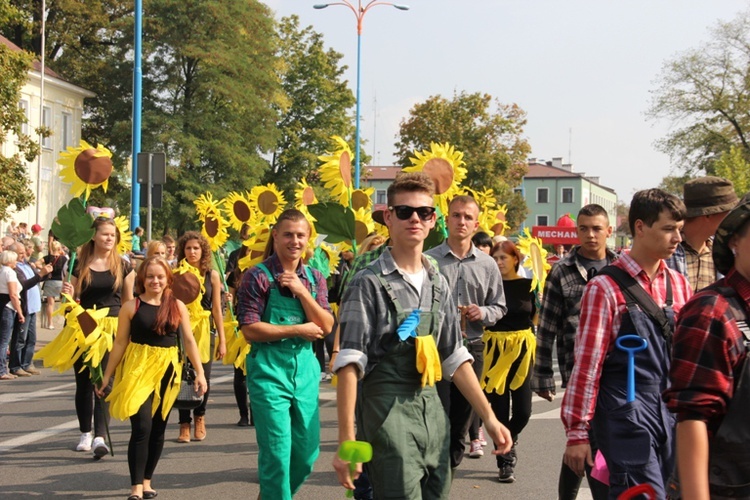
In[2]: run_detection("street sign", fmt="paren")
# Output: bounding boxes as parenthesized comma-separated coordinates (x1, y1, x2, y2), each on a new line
(136, 152, 166, 184)
(139, 184, 162, 209)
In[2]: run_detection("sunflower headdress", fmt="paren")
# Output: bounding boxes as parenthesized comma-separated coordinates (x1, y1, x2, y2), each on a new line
(57, 140, 114, 200)
(516, 227, 551, 292)
(114, 216, 133, 256)
(223, 192, 254, 232)
(195, 193, 230, 253)
(318, 136, 353, 206)
(248, 183, 286, 225)
(403, 142, 467, 215)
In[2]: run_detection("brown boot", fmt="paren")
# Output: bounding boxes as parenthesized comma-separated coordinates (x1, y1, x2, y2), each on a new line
(194, 416, 206, 441)
(177, 422, 191, 443)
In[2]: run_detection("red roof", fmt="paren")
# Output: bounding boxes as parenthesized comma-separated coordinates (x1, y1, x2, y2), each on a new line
(366, 166, 402, 181)
(0, 34, 61, 79)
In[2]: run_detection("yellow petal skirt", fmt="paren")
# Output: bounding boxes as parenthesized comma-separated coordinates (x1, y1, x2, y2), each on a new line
(107, 342, 182, 421)
(481, 328, 536, 395)
(35, 316, 118, 372)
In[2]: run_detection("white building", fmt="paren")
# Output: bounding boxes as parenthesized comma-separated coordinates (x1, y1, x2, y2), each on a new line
(0, 34, 94, 235)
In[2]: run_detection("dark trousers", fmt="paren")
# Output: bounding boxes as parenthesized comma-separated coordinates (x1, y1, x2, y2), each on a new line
(74, 353, 111, 436)
(233, 366, 253, 424)
(315, 334, 335, 372)
(129, 370, 171, 485)
(179, 336, 213, 423)
(438, 341, 484, 469)
(10, 311, 36, 371)
(558, 429, 609, 500)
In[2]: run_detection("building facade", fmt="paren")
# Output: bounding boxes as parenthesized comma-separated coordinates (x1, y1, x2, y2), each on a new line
(0, 35, 94, 236)
(521, 157, 618, 247)
(363, 165, 401, 209)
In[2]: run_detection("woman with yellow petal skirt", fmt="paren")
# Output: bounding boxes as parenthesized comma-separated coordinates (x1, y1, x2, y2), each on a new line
(174, 232, 226, 442)
(61, 217, 136, 457)
(482, 240, 537, 484)
(96, 257, 207, 500)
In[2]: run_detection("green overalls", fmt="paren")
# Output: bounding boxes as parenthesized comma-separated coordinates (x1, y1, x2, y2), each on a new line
(358, 269, 451, 499)
(246, 263, 320, 500)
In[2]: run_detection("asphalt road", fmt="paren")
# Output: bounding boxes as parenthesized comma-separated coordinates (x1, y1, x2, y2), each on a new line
(0, 324, 594, 499)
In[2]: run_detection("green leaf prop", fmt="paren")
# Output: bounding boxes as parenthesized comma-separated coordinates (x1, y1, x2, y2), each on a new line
(307, 203, 355, 244)
(51, 198, 95, 249)
(307, 247, 331, 279)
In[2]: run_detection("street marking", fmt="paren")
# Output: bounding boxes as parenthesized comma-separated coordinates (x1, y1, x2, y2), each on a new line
(530, 407, 562, 420)
(0, 383, 76, 404)
(0, 420, 78, 454)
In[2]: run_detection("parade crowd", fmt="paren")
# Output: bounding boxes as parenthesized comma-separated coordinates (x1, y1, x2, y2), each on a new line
(1, 173, 749, 500)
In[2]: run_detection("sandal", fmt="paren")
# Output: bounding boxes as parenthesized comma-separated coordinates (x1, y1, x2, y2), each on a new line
(0, 374, 15, 380)
(143, 491, 157, 499)
(127, 496, 142, 500)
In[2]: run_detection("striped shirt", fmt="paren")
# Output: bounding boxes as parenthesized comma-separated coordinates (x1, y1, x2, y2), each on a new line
(561, 253, 692, 445)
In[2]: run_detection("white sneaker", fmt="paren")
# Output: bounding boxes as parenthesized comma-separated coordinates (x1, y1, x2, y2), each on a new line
(92, 437, 109, 458)
(478, 427, 487, 446)
(76, 432, 93, 451)
(469, 440, 484, 458)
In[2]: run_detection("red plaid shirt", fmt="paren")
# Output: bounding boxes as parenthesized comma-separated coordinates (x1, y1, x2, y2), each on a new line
(561, 253, 693, 445)
(663, 268, 750, 434)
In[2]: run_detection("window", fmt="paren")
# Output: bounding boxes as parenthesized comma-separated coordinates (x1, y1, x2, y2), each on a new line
(62, 113, 72, 149)
(562, 187, 574, 203)
(537, 187, 549, 204)
(376, 189, 387, 205)
(19, 100, 29, 135)
(537, 215, 549, 226)
(42, 106, 52, 149)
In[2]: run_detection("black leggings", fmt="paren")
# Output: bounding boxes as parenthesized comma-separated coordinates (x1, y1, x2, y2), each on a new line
(178, 336, 213, 423)
(74, 353, 111, 437)
(233, 366, 253, 423)
(129, 369, 172, 485)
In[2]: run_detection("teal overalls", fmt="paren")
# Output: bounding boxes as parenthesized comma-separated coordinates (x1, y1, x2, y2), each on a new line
(358, 269, 451, 499)
(246, 263, 320, 499)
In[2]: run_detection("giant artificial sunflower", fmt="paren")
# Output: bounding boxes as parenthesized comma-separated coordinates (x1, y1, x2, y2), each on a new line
(57, 140, 114, 200)
(248, 184, 286, 224)
(114, 216, 133, 256)
(351, 187, 374, 211)
(194, 193, 230, 252)
(238, 227, 272, 271)
(516, 227, 551, 292)
(480, 204, 510, 237)
(320, 242, 342, 277)
(353, 208, 375, 246)
(318, 136, 353, 206)
(223, 191, 254, 231)
(403, 142, 467, 214)
(173, 259, 213, 363)
(294, 179, 318, 210)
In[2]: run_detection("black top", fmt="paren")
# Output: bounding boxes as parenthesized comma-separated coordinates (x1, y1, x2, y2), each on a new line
(74, 262, 131, 316)
(130, 299, 178, 347)
(488, 278, 535, 332)
(44, 253, 69, 281)
(201, 271, 213, 311)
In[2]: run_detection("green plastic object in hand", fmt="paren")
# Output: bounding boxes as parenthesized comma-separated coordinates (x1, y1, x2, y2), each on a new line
(338, 440, 373, 498)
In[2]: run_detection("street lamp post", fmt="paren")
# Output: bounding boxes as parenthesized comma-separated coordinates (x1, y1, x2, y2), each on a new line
(313, 1, 409, 189)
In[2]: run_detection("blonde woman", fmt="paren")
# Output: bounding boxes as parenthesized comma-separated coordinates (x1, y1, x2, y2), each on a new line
(41, 240, 68, 329)
(0, 250, 23, 380)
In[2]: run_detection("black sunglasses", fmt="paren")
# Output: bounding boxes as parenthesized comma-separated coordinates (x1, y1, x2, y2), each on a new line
(388, 205, 436, 221)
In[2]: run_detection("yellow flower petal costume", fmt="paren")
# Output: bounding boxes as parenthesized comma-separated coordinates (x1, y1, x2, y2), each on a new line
(173, 260, 212, 363)
(114, 216, 133, 256)
(480, 329, 536, 395)
(107, 342, 182, 421)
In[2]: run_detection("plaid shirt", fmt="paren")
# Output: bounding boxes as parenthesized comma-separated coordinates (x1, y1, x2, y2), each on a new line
(236, 253, 330, 327)
(340, 245, 439, 297)
(663, 268, 750, 435)
(532, 246, 618, 392)
(665, 237, 719, 292)
(561, 253, 693, 445)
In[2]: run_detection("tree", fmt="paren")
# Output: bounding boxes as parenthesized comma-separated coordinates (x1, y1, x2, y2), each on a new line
(265, 15, 356, 196)
(657, 173, 696, 198)
(0, 31, 38, 221)
(713, 145, 750, 196)
(648, 10, 750, 175)
(394, 91, 532, 229)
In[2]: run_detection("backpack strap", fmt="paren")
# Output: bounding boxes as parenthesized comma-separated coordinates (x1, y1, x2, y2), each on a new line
(598, 265, 674, 344)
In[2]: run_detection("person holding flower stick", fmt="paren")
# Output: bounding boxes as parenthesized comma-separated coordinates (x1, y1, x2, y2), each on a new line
(96, 256, 207, 500)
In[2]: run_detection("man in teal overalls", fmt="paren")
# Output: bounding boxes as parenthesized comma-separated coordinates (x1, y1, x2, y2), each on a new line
(332, 172, 513, 499)
(238, 209, 334, 499)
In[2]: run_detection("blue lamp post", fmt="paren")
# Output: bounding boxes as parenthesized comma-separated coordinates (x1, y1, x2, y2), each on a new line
(313, 1, 409, 189)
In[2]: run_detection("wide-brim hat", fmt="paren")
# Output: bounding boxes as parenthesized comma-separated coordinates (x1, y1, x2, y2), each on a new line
(684, 176, 739, 218)
(713, 192, 750, 275)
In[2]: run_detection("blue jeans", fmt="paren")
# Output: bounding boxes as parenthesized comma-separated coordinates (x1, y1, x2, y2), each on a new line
(10, 311, 36, 371)
(0, 307, 16, 376)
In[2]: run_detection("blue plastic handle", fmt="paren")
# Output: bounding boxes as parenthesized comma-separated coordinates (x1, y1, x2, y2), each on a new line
(396, 309, 421, 341)
(615, 335, 648, 402)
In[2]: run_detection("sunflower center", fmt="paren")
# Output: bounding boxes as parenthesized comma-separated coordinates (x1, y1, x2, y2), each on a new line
(351, 190, 370, 211)
(258, 191, 279, 215)
(173, 273, 201, 304)
(74, 149, 113, 185)
(355, 220, 368, 245)
(77, 311, 98, 337)
(302, 187, 316, 206)
(205, 216, 219, 238)
(422, 158, 454, 195)
(339, 151, 352, 188)
(233, 201, 251, 222)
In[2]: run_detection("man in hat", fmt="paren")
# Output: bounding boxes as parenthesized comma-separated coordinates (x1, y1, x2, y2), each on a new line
(666, 176, 738, 291)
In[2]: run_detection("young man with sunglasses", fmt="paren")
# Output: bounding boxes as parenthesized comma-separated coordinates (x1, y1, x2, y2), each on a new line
(333, 172, 512, 499)
(425, 196, 507, 469)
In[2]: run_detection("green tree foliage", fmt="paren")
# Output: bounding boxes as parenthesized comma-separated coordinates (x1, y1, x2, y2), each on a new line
(394, 91, 532, 230)
(657, 173, 696, 198)
(266, 15, 355, 196)
(648, 10, 750, 175)
(0, 39, 37, 221)
(714, 145, 750, 196)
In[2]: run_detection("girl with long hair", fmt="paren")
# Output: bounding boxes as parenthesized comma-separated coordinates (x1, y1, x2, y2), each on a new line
(41, 240, 68, 329)
(61, 217, 136, 456)
(174, 231, 226, 442)
(97, 257, 207, 500)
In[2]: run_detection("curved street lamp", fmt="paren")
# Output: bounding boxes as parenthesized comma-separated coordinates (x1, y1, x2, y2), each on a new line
(313, 2, 410, 189)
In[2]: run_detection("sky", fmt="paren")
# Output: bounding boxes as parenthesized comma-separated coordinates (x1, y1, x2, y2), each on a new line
(261, 0, 749, 201)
